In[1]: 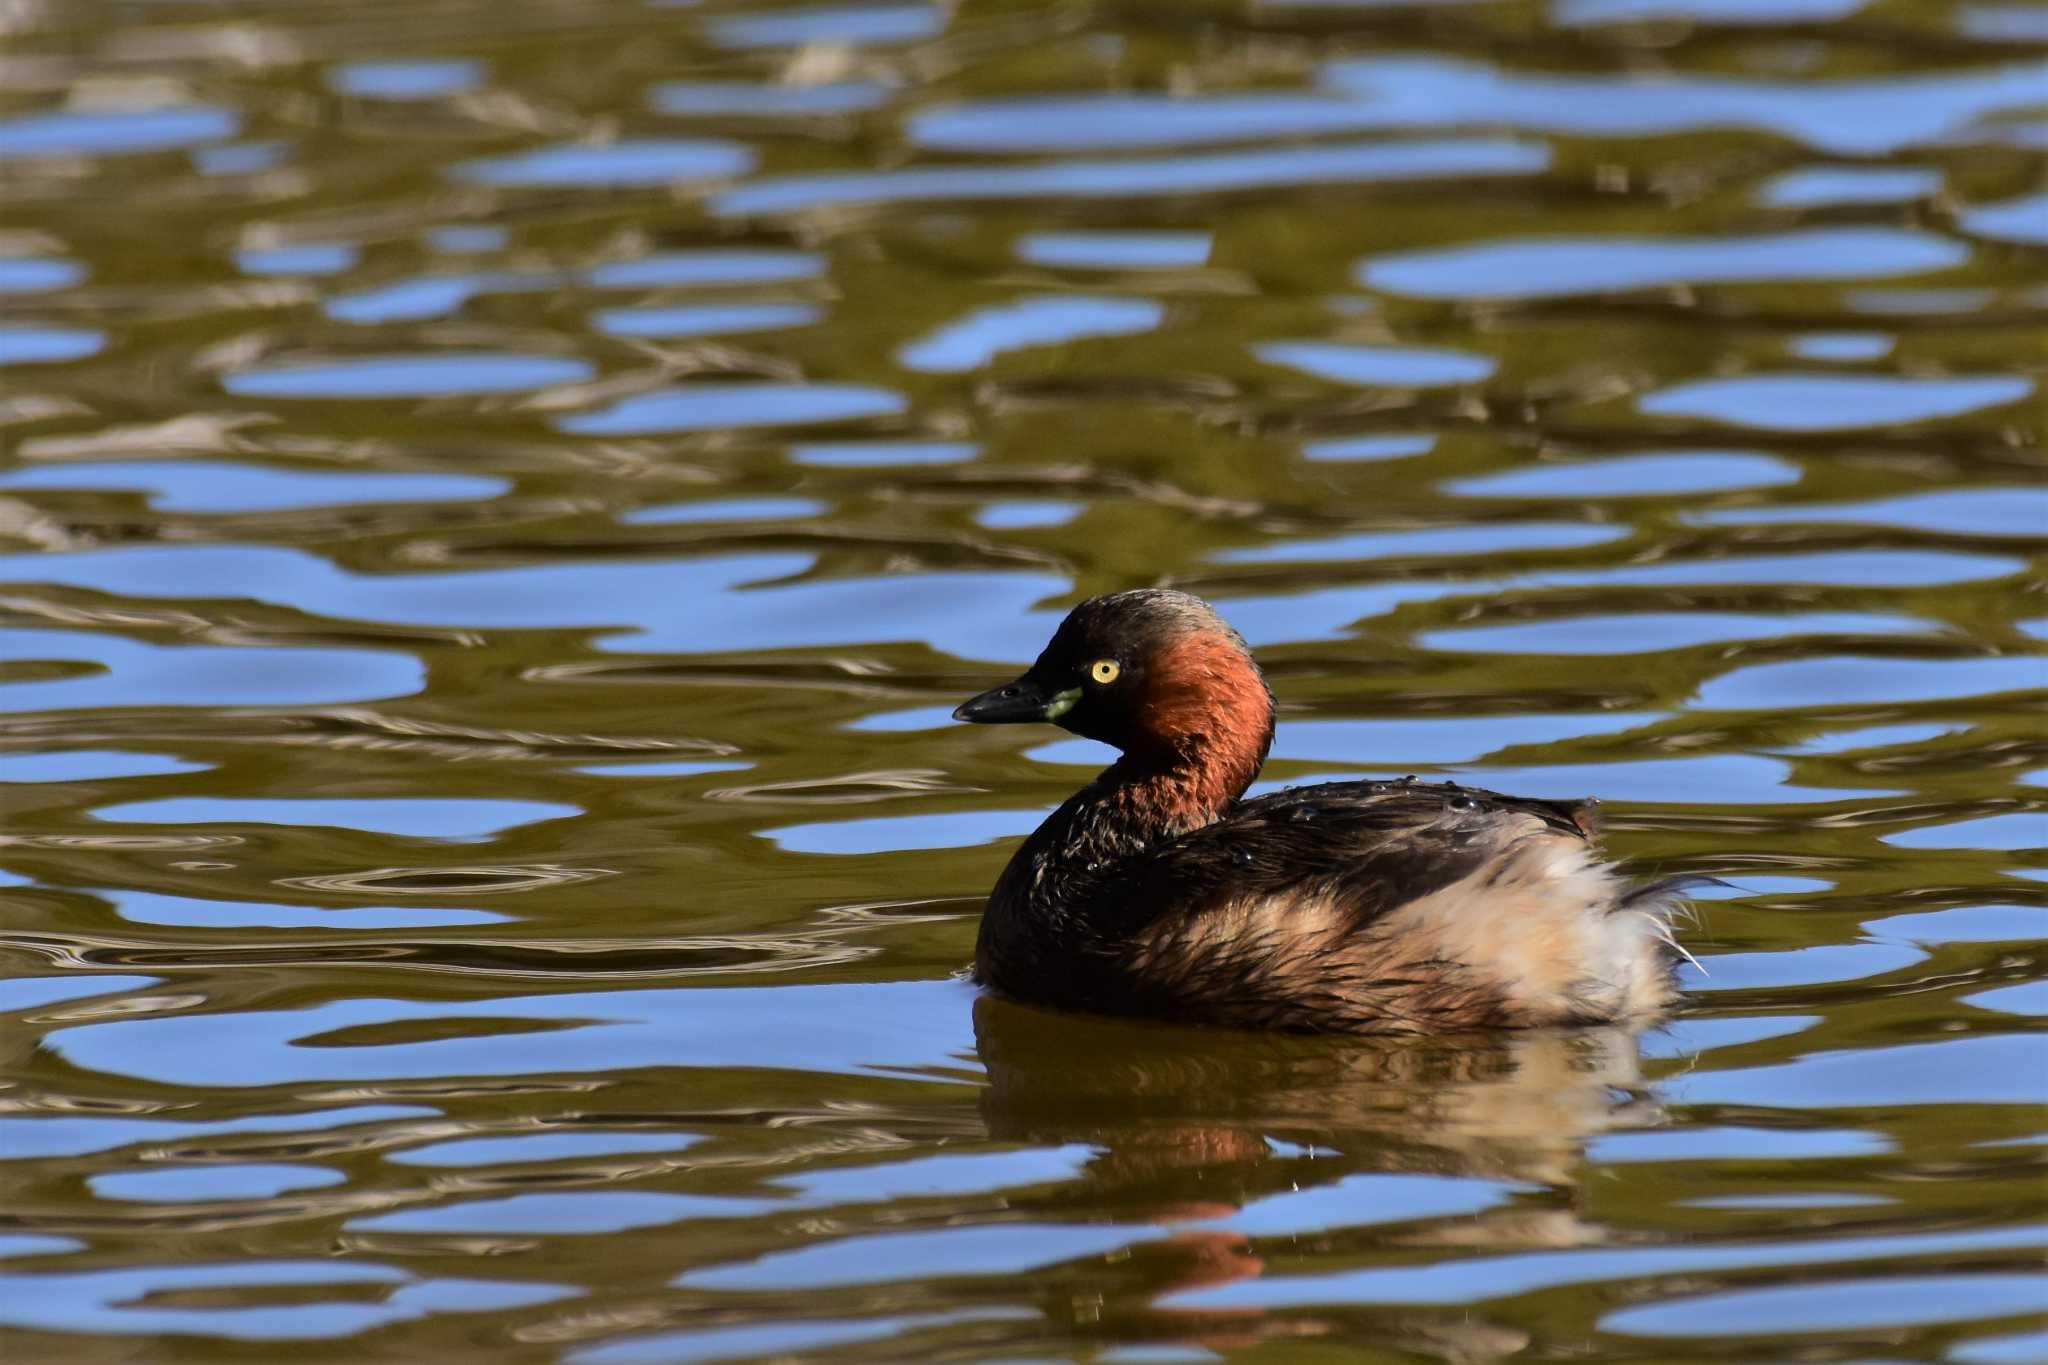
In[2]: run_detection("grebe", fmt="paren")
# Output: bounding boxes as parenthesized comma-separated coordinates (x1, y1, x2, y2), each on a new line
(954, 589, 1692, 1033)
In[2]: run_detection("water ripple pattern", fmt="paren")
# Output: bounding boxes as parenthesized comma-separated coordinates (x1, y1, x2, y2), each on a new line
(0, 0, 2040, 1361)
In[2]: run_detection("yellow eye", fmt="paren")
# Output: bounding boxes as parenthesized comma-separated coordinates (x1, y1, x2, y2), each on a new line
(1089, 659, 1120, 685)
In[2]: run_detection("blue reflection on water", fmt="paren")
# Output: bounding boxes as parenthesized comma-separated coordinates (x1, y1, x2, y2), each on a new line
(1695, 655, 2047, 709)
(1205, 1172, 1525, 1236)
(106, 890, 512, 930)
(796, 547, 2001, 679)
(621, 496, 827, 525)
(1960, 4, 2048, 41)
(914, 49, 2043, 154)
(1017, 232, 1211, 270)
(236, 243, 358, 275)
(1666, 1034, 2047, 1106)
(1587, 1126, 1889, 1163)
(326, 273, 541, 324)
(0, 627, 423, 712)
(772, 1145, 1093, 1201)
(1785, 722, 1954, 754)
(1513, 548, 2023, 588)
(1316, 54, 2048, 156)
(0, 1237, 82, 1259)
(1642, 1015, 1817, 1058)
(976, 501, 1081, 528)
(224, 352, 592, 398)
(1445, 450, 1797, 498)
(0, 975, 162, 1013)
(1159, 1222, 2042, 1310)
(898, 296, 1164, 371)
(1253, 340, 1494, 386)
(714, 138, 1549, 215)
(425, 224, 507, 252)
(0, 460, 505, 512)
(676, 1222, 1157, 1290)
(1216, 521, 1621, 564)
(1419, 611, 1927, 656)
(1302, 433, 1435, 461)
(350, 1191, 775, 1234)
(1756, 165, 1941, 207)
(591, 302, 821, 338)
(1283, 754, 1890, 804)
(1952, 1328, 2048, 1365)
(1688, 876, 1832, 900)
(452, 139, 752, 186)
(0, 545, 1068, 659)
(0, 1106, 436, 1161)
(1686, 942, 1926, 991)
(1864, 904, 2045, 945)
(557, 383, 903, 434)
(789, 440, 976, 466)
(0, 326, 103, 366)
(1360, 228, 1965, 299)
(1680, 1192, 1885, 1208)
(326, 59, 482, 99)
(582, 250, 822, 288)
(1696, 489, 2047, 537)
(0, 750, 205, 782)
(358, 1145, 1103, 1242)
(1260, 711, 1661, 765)
(1784, 332, 1893, 361)
(93, 797, 580, 839)
(914, 91, 1489, 151)
(44, 980, 979, 1086)
(0, 1261, 572, 1341)
(1965, 980, 2048, 1015)
(1844, 286, 1995, 315)
(1640, 374, 2034, 430)
(574, 761, 747, 778)
(92, 1164, 344, 1203)
(1600, 1273, 2048, 1338)
(0, 107, 238, 159)
(765, 808, 1042, 855)
(568, 1310, 1023, 1365)
(1559, 0, 1867, 26)
(705, 3, 943, 49)
(846, 706, 960, 732)
(0, 257, 86, 293)
(387, 1132, 701, 1167)
(194, 142, 285, 175)
(1961, 189, 2048, 245)
(1884, 813, 2046, 851)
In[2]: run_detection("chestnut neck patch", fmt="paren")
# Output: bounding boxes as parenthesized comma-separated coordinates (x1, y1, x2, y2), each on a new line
(1108, 629, 1274, 833)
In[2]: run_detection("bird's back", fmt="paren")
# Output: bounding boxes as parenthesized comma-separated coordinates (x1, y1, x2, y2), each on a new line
(1032, 779, 1685, 1033)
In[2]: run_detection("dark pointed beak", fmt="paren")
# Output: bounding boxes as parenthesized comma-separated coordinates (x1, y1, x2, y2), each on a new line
(953, 673, 1073, 725)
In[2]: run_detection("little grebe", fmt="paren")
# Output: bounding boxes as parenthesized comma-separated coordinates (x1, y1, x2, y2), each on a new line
(954, 589, 1692, 1033)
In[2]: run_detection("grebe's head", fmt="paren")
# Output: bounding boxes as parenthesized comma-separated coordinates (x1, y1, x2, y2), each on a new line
(954, 589, 1275, 770)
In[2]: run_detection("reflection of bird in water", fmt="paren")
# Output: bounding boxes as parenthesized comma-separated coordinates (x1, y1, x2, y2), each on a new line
(974, 994, 1658, 1358)
(955, 590, 1696, 1033)
(974, 996, 1656, 1193)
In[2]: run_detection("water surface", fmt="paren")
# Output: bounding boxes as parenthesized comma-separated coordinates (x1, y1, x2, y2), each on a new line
(0, 0, 2041, 1362)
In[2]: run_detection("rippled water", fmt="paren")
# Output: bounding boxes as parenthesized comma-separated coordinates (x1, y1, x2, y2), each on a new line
(2, 0, 2044, 1360)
